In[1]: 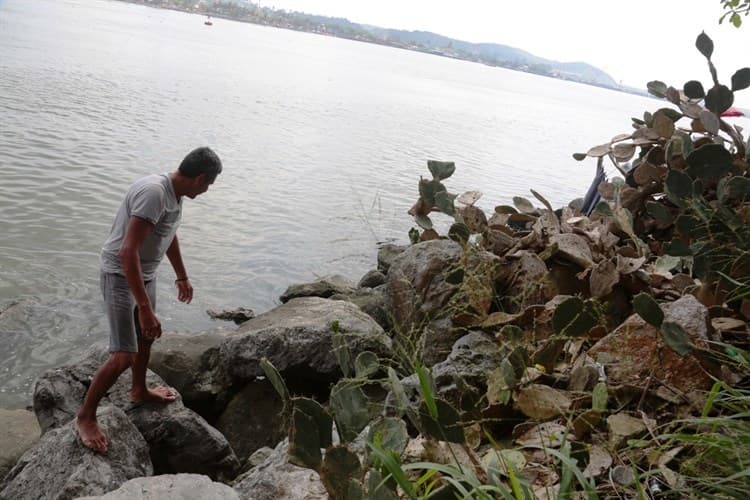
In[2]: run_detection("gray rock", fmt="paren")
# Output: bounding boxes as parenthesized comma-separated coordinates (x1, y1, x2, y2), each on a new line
(331, 285, 391, 331)
(33, 347, 239, 481)
(514, 384, 572, 420)
(431, 332, 505, 402)
(418, 318, 464, 367)
(500, 251, 556, 311)
(377, 244, 407, 273)
(215, 380, 286, 465)
(386, 240, 463, 332)
(664, 294, 710, 341)
(568, 363, 600, 392)
(232, 439, 327, 500)
(206, 308, 255, 324)
(607, 413, 653, 450)
(246, 447, 274, 469)
(397, 332, 504, 409)
(220, 297, 390, 381)
(76, 473, 239, 500)
(0, 406, 151, 500)
(279, 275, 356, 303)
(0, 409, 40, 481)
(148, 328, 236, 419)
(357, 270, 387, 289)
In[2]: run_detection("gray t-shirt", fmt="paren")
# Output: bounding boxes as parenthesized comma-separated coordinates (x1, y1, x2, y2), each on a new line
(100, 174, 182, 280)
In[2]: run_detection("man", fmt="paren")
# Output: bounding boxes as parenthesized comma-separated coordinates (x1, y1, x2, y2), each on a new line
(76, 147, 222, 452)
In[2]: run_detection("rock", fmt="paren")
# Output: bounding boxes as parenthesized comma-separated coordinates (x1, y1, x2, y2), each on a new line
(500, 251, 557, 312)
(663, 294, 710, 341)
(568, 362, 600, 392)
(589, 295, 714, 401)
(32, 347, 239, 481)
(148, 328, 236, 420)
(397, 332, 503, 410)
(610, 464, 635, 486)
(0, 406, 151, 500)
(330, 286, 391, 331)
(448, 249, 503, 326)
(418, 318, 465, 367)
(376, 244, 407, 273)
(607, 413, 652, 449)
(514, 384, 572, 420)
(215, 380, 286, 465)
(232, 439, 327, 500)
(386, 239, 463, 332)
(246, 447, 274, 469)
(549, 233, 595, 268)
(514, 422, 567, 448)
(0, 409, 40, 481)
(206, 308, 255, 324)
(279, 275, 356, 303)
(220, 297, 390, 382)
(76, 474, 239, 500)
(582, 445, 612, 479)
(357, 270, 386, 289)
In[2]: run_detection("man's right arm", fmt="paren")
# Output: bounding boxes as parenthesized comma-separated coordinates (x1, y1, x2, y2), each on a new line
(119, 215, 161, 338)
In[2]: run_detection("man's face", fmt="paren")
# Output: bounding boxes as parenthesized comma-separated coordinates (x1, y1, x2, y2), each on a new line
(187, 173, 215, 199)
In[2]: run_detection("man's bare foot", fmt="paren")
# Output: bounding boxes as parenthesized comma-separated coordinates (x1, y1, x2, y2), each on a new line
(76, 415, 108, 453)
(131, 385, 177, 403)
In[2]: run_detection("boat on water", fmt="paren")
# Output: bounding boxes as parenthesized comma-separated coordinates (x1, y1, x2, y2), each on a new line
(204, 16, 213, 26)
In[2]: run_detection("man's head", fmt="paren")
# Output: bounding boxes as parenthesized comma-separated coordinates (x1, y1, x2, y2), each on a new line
(177, 147, 222, 198)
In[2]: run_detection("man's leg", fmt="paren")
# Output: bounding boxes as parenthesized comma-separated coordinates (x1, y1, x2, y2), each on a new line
(76, 352, 134, 452)
(130, 335, 176, 402)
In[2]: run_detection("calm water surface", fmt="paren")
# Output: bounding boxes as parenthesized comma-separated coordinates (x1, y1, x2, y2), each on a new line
(0, 0, 707, 407)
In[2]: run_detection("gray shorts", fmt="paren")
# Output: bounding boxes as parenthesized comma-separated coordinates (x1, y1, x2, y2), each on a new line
(100, 271, 157, 353)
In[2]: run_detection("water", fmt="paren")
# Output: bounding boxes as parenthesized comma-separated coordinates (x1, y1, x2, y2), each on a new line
(1, 0, 726, 408)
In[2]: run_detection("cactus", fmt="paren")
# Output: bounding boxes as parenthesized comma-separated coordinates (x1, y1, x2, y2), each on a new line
(320, 445, 362, 500)
(330, 380, 375, 442)
(366, 417, 409, 467)
(418, 398, 465, 444)
(551, 297, 599, 337)
(633, 292, 664, 328)
(289, 400, 323, 469)
(260, 357, 291, 412)
(354, 351, 379, 379)
(332, 329, 354, 378)
(366, 469, 398, 500)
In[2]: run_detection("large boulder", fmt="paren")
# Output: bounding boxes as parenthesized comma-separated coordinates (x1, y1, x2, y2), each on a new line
(0, 409, 40, 481)
(397, 332, 505, 411)
(76, 474, 239, 500)
(232, 439, 327, 500)
(386, 240, 463, 332)
(219, 297, 390, 383)
(148, 327, 236, 420)
(418, 318, 465, 367)
(376, 244, 407, 274)
(215, 380, 286, 465)
(0, 406, 151, 500)
(330, 285, 391, 331)
(589, 295, 714, 404)
(279, 275, 356, 303)
(33, 347, 239, 481)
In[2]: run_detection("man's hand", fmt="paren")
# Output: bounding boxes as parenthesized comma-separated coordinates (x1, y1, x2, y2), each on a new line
(176, 278, 193, 304)
(138, 306, 162, 340)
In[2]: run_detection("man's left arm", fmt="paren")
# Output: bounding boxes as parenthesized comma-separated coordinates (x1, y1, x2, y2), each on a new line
(166, 234, 193, 304)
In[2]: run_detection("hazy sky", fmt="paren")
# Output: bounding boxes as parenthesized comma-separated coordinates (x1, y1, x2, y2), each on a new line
(264, 0, 750, 105)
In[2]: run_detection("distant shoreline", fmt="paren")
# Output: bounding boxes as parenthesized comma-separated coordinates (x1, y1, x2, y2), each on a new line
(113, 0, 651, 99)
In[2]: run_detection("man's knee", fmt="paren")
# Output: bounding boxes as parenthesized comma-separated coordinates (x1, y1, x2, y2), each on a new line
(107, 351, 136, 371)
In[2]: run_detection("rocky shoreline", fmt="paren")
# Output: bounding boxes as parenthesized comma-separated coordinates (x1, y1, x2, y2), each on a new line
(2, 224, 746, 498)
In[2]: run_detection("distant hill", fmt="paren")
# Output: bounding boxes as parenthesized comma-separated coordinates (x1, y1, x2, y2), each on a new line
(118, 0, 619, 88)
(361, 27, 617, 88)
